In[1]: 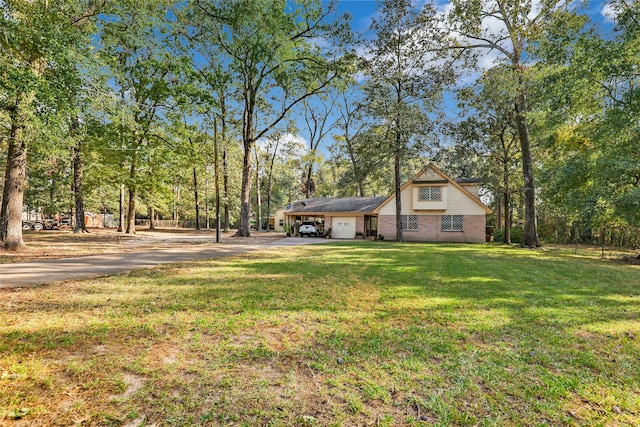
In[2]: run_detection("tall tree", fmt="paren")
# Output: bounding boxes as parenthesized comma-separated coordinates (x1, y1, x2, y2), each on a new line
(71, 116, 89, 233)
(194, 0, 352, 236)
(539, 0, 640, 245)
(98, 0, 179, 234)
(363, 0, 456, 241)
(448, 0, 585, 247)
(329, 90, 388, 197)
(452, 66, 523, 243)
(302, 95, 339, 198)
(0, 1, 102, 250)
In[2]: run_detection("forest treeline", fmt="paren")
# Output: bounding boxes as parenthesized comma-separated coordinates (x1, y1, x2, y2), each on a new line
(1, 0, 638, 250)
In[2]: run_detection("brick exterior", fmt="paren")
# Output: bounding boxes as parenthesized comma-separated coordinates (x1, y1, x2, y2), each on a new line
(356, 216, 365, 235)
(378, 214, 486, 243)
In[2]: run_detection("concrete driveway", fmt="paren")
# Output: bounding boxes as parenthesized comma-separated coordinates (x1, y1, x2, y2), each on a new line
(0, 237, 327, 289)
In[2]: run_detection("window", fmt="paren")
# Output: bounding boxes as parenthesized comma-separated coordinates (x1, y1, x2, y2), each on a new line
(418, 186, 442, 201)
(441, 215, 463, 232)
(401, 215, 418, 231)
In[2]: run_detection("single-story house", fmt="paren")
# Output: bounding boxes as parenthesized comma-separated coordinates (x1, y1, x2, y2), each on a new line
(284, 164, 492, 242)
(270, 208, 287, 232)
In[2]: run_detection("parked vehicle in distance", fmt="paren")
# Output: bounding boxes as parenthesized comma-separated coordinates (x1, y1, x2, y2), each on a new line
(298, 221, 323, 237)
(22, 218, 70, 231)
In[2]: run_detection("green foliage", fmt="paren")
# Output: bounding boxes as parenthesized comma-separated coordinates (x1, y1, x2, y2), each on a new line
(186, 0, 354, 235)
(537, 0, 640, 244)
(492, 227, 523, 244)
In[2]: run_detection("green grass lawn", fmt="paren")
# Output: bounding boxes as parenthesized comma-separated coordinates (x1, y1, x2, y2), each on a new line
(1, 242, 639, 426)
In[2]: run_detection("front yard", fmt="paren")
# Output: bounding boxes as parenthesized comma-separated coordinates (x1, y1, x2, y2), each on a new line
(1, 242, 639, 425)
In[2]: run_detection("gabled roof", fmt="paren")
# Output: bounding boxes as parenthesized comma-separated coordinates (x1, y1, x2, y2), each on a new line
(286, 197, 388, 214)
(284, 164, 491, 216)
(373, 163, 492, 214)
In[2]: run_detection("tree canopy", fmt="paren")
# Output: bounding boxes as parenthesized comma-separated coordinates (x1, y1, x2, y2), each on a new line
(1, 0, 638, 250)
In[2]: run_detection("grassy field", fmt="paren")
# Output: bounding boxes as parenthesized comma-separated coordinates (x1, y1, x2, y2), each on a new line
(1, 242, 639, 426)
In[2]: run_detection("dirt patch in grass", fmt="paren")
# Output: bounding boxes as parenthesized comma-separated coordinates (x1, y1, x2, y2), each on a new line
(0, 228, 285, 263)
(1, 243, 638, 425)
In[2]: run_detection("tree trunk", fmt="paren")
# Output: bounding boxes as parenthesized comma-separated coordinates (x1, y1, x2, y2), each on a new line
(118, 182, 125, 232)
(503, 190, 511, 244)
(219, 90, 230, 233)
(265, 138, 280, 232)
(173, 184, 180, 226)
(205, 177, 210, 230)
(223, 148, 230, 233)
(305, 163, 313, 198)
(255, 150, 262, 232)
(126, 156, 137, 234)
(238, 141, 253, 236)
(394, 152, 403, 242)
(214, 121, 221, 241)
(503, 160, 510, 244)
(149, 206, 155, 230)
(72, 118, 88, 233)
(237, 85, 255, 237)
(193, 167, 200, 231)
(0, 112, 27, 251)
(126, 188, 136, 233)
(514, 77, 540, 248)
(496, 197, 502, 232)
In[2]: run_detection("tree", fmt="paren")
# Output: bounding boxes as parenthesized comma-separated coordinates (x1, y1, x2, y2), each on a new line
(98, 0, 179, 234)
(538, 0, 640, 247)
(328, 90, 390, 197)
(362, 0, 456, 241)
(451, 66, 523, 243)
(448, 0, 585, 247)
(0, 1, 102, 250)
(301, 95, 339, 198)
(71, 116, 89, 233)
(194, 0, 352, 236)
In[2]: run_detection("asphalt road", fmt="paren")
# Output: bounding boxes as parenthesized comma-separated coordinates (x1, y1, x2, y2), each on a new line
(0, 238, 326, 289)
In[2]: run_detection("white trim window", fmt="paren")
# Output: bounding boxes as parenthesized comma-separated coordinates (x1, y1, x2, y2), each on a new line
(441, 215, 463, 232)
(418, 186, 442, 201)
(401, 215, 419, 231)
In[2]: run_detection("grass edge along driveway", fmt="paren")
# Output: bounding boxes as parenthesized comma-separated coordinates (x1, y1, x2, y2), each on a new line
(1, 242, 639, 426)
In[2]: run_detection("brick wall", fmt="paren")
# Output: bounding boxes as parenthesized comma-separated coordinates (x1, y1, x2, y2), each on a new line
(378, 214, 486, 243)
(356, 216, 365, 235)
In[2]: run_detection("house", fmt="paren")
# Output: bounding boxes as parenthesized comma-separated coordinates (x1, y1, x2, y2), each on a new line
(270, 208, 287, 232)
(284, 164, 492, 242)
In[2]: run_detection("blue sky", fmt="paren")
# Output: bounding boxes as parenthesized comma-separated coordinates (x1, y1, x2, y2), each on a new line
(287, 0, 618, 154)
(333, 0, 616, 31)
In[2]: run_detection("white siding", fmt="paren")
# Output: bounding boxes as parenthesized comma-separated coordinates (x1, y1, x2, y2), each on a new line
(378, 184, 414, 215)
(378, 182, 486, 216)
(443, 183, 486, 215)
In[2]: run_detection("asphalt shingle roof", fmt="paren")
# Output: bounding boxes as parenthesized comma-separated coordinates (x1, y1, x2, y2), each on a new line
(285, 197, 388, 214)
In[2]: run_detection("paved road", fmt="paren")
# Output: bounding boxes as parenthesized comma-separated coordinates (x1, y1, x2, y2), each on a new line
(0, 238, 326, 289)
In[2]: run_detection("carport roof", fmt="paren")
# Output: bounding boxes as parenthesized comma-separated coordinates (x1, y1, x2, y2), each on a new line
(285, 197, 388, 214)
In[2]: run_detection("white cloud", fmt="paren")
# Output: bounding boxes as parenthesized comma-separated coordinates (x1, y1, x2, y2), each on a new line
(601, 2, 618, 23)
(256, 133, 307, 159)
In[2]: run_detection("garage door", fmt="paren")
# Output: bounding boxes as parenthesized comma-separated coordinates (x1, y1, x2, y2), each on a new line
(332, 217, 356, 239)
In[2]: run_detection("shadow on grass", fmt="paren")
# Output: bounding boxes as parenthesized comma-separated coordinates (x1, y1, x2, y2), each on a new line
(1, 241, 639, 425)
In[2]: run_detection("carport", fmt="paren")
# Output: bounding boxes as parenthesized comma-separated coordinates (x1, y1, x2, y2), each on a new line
(284, 197, 387, 239)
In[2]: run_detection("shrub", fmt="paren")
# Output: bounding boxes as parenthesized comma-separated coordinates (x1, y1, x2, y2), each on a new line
(493, 227, 523, 244)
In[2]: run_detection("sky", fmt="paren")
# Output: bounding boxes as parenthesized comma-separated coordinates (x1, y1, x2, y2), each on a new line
(283, 0, 618, 155)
